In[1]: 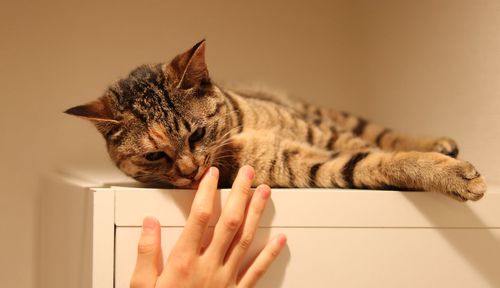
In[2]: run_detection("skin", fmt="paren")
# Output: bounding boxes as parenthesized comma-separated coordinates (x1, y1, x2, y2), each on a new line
(130, 166, 287, 288)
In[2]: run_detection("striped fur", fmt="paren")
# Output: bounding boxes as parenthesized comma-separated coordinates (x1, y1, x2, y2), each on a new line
(65, 40, 486, 201)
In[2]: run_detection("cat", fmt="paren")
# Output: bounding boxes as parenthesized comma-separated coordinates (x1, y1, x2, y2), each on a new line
(65, 40, 486, 201)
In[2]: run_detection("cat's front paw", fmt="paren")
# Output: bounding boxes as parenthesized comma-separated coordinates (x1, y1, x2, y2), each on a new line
(443, 161, 486, 201)
(432, 137, 459, 158)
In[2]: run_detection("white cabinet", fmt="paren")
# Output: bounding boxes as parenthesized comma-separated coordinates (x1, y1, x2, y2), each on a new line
(39, 169, 500, 288)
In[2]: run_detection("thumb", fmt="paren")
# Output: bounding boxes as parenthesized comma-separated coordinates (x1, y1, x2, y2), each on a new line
(130, 216, 162, 288)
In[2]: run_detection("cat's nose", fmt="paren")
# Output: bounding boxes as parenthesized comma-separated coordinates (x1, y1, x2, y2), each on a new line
(176, 156, 198, 178)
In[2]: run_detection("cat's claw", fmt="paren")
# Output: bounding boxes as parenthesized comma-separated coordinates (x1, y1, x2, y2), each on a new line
(433, 137, 459, 158)
(444, 161, 486, 201)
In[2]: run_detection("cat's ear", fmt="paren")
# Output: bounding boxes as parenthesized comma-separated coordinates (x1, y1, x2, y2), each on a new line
(64, 97, 119, 124)
(170, 39, 210, 89)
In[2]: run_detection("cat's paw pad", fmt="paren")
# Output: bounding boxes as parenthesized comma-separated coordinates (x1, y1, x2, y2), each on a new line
(432, 137, 459, 158)
(446, 161, 486, 201)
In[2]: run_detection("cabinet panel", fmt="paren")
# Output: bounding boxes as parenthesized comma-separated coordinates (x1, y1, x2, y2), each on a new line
(39, 172, 500, 288)
(115, 227, 500, 288)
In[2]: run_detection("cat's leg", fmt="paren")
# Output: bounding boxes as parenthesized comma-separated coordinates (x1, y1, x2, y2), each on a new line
(309, 108, 459, 157)
(228, 133, 485, 201)
(305, 120, 448, 160)
(299, 104, 456, 155)
(295, 148, 485, 201)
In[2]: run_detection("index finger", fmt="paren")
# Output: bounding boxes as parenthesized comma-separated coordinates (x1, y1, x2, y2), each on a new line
(175, 167, 219, 253)
(208, 165, 255, 259)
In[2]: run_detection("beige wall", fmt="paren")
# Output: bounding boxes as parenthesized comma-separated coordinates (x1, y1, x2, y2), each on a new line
(352, 0, 500, 182)
(0, 1, 498, 287)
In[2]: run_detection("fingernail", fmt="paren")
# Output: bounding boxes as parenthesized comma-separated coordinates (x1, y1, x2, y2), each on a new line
(242, 165, 255, 180)
(209, 167, 219, 178)
(277, 234, 287, 246)
(259, 185, 271, 199)
(143, 216, 158, 233)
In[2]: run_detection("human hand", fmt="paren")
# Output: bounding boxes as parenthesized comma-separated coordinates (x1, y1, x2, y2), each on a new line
(130, 166, 287, 288)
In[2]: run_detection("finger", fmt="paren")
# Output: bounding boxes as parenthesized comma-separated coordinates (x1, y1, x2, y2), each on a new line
(130, 217, 162, 288)
(176, 167, 219, 253)
(208, 165, 255, 259)
(225, 185, 271, 270)
(237, 234, 287, 287)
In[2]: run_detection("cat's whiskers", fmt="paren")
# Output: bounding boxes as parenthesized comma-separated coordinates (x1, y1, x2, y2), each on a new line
(210, 137, 236, 156)
(211, 159, 231, 172)
(208, 125, 241, 152)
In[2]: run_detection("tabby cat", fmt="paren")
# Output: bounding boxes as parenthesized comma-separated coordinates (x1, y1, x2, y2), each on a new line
(66, 40, 486, 201)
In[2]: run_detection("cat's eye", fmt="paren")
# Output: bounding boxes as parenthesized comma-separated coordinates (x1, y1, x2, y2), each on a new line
(189, 127, 205, 143)
(144, 151, 167, 161)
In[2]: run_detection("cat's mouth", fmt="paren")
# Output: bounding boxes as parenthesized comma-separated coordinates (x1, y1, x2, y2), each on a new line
(174, 166, 209, 189)
(194, 166, 209, 181)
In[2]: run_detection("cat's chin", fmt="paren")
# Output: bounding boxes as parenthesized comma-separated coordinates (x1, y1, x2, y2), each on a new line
(172, 178, 193, 188)
(185, 182, 201, 189)
(187, 166, 222, 189)
(194, 166, 209, 181)
(173, 177, 203, 190)
(178, 166, 209, 189)
(172, 180, 201, 190)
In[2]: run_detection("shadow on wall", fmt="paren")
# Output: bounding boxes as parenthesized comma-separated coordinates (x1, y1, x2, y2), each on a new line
(403, 193, 500, 287)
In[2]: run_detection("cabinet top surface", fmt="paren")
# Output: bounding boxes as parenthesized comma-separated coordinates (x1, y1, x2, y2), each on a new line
(51, 167, 500, 229)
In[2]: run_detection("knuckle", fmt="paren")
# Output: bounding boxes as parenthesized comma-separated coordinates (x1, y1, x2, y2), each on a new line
(250, 203, 264, 216)
(252, 267, 265, 278)
(137, 239, 156, 255)
(239, 235, 253, 250)
(171, 256, 195, 277)
(270, 246, 281, 258)
(175, 262, 191, 277)
(130, 277, 148, 288)
(194, 208, 212, 225)
(222, 216, 241, 231)
(242, 186, 252, 196)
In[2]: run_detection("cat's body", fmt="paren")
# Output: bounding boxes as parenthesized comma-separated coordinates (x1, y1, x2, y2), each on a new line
(66, 40, 486, 201)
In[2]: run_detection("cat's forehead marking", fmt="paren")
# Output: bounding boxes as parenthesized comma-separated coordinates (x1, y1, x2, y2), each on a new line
(111, 64, 168, 115)
(142, 123, 177, 155)
(140, 136, 158, 151)
(149, 122, 169, 143)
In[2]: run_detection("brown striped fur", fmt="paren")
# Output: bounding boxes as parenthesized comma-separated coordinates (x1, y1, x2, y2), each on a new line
(65, 40, 486, 201)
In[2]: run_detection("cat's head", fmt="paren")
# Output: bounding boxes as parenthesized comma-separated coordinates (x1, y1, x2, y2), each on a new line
(65, 40, 232, 187)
